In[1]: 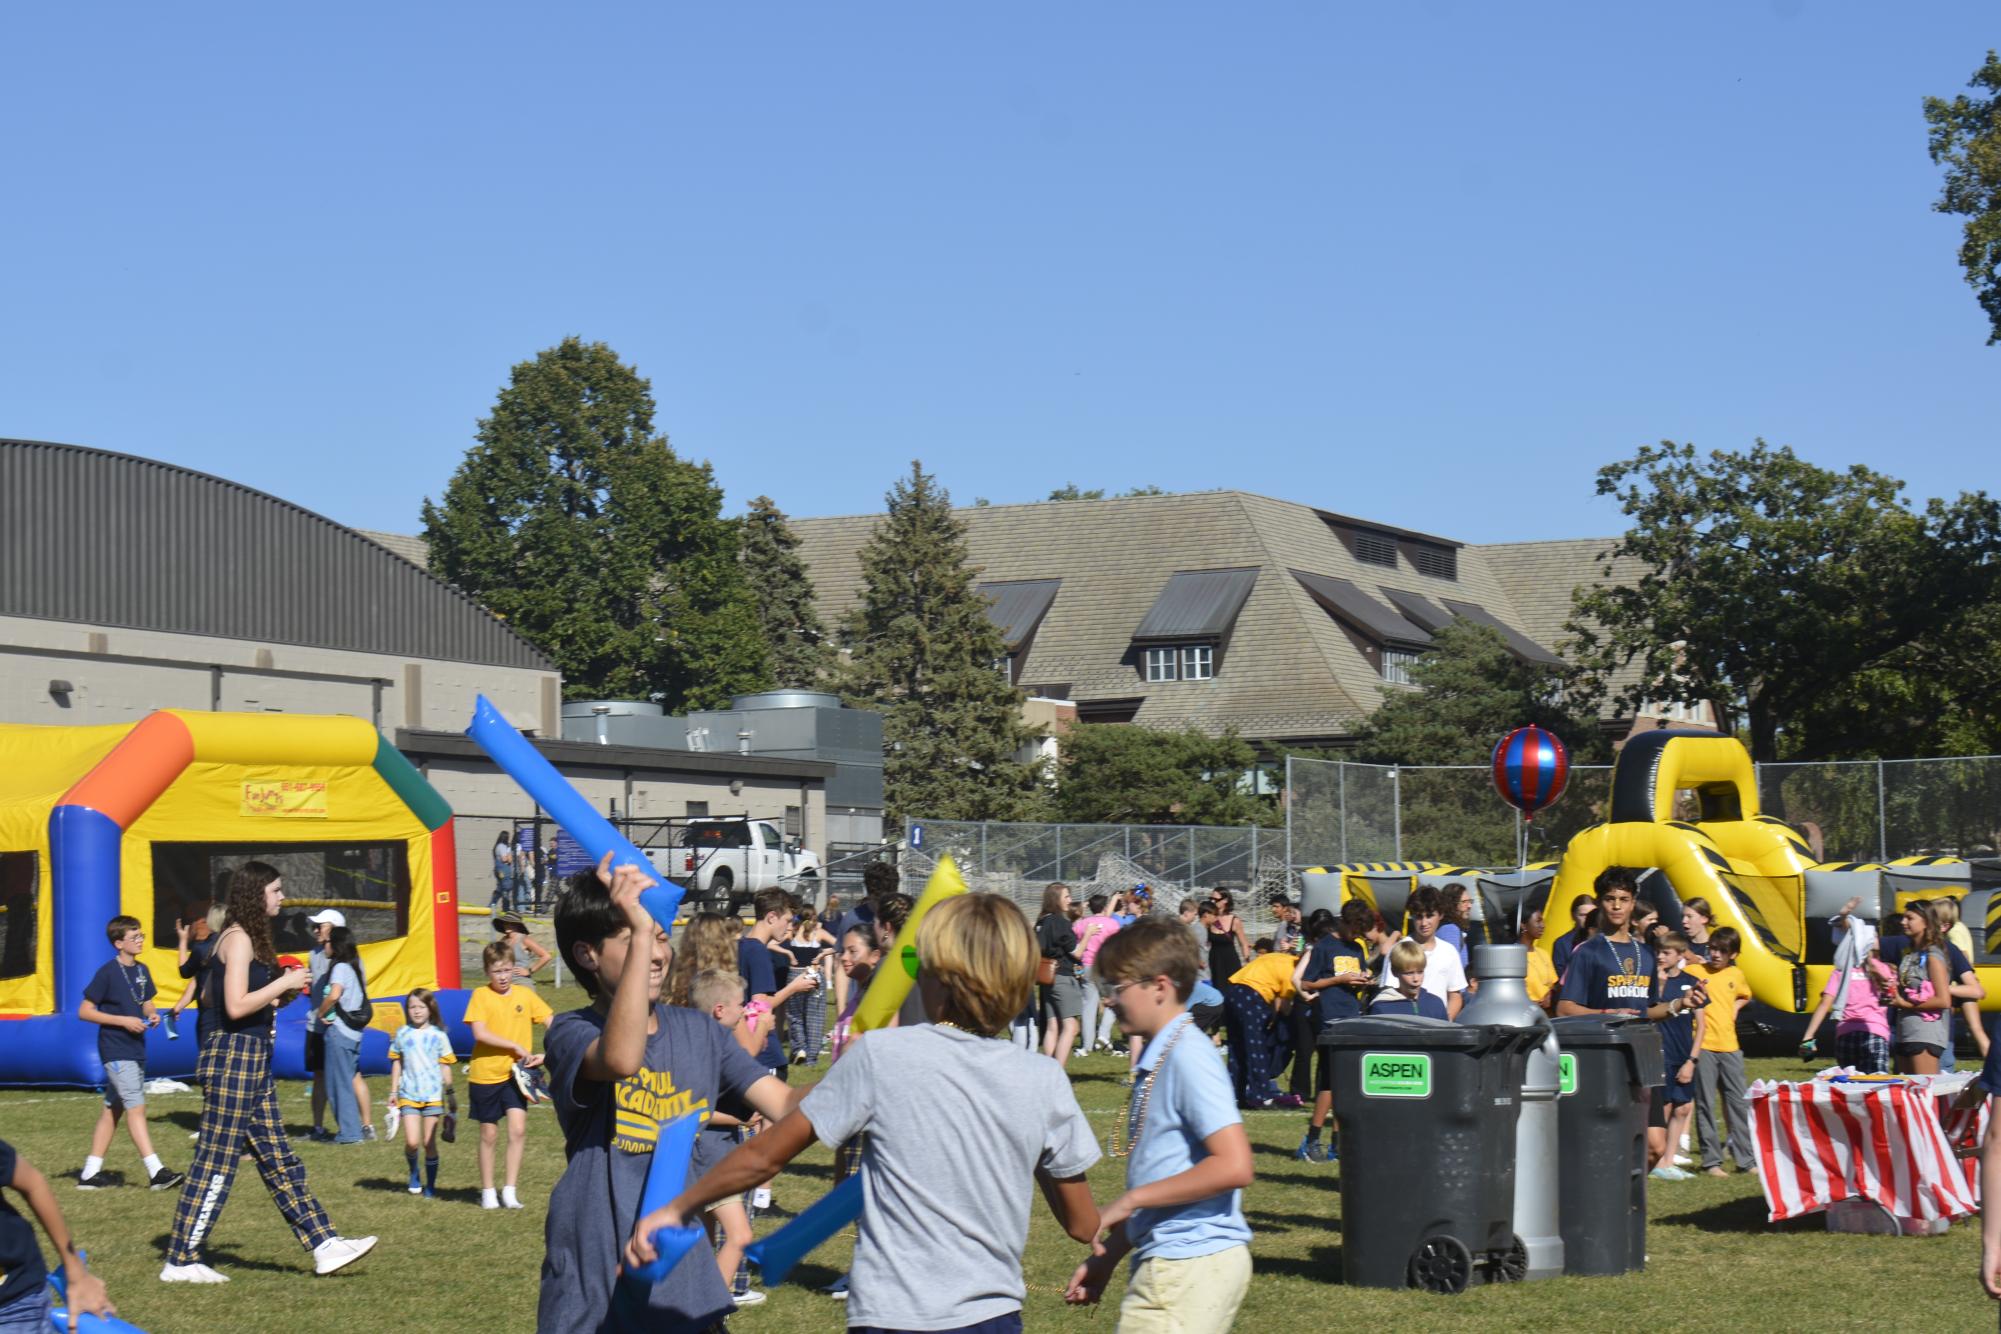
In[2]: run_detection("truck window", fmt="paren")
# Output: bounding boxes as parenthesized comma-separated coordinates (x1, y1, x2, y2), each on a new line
(757, 822, 782, 850)
(678, 823, 749, 849)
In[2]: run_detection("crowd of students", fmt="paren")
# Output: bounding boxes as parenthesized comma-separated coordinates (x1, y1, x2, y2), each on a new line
(15, 849, 2001, 1331)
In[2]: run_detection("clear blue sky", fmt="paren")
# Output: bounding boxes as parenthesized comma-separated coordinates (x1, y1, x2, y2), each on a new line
(2, 5, 1993, 543)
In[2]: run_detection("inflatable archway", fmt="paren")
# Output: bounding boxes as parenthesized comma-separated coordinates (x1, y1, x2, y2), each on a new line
(0, 710, 460, 1086)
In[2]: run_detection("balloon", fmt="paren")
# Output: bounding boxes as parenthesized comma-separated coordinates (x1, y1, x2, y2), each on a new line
(1492, 725, 1569, 822)
(744, 1171, 865, 1284)
(465, 695, 684, 935)
(851, 854, 968, 1033)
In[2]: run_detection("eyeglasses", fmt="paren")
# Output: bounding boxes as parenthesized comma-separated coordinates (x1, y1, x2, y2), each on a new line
(1106, 977, 1164, 998)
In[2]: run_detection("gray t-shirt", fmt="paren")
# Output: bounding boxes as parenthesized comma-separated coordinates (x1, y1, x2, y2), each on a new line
(306, 947, 331, 1032)
(801, 1025, 1100, 1330)
(538, 1003, 769, 1334)
(326, 962, 367, 1041)
(1187, 919, 1210, 979)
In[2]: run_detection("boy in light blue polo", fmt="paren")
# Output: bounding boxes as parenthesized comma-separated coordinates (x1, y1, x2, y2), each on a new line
(1069, 919, 1253, 1334)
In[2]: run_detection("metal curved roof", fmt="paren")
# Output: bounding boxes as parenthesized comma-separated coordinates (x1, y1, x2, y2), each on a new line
(0, 439, 554, 671)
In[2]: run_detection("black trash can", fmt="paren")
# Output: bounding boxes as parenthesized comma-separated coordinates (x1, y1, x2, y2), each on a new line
(1551, 1015, 1663, 1276)
(1321, 1016, 1540, 1293)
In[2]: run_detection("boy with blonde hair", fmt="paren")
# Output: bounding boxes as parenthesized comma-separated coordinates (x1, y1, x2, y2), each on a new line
(1068, 918, 1253, 1333)
(686, 969, 761, 1307)
(464, 937, 554, 1210)
(628, 893, 1102, 1333)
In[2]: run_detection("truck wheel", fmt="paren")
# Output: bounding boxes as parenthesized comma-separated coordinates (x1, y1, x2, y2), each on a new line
(1407, 1234, 1472, 1295)
(708, 867, 734, 915)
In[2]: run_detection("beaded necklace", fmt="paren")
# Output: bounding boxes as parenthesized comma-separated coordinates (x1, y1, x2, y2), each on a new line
(932, 1019, 1002, 1039)
(1110, 1015, 1194, 1160)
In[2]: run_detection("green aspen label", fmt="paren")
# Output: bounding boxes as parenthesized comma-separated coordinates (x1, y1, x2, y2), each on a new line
(1361, 1052, 1431, 1098)
(1558, 1053, 1577, 1096)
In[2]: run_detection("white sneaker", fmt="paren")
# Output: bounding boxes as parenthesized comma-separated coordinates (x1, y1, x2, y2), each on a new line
(160, 1262, 230, 1284)
(312, 1235, 378, 1276)
(1672, 1153, 1692, 1167)
(732, 1290, 767, 1307)
(481, 1189, 500, 1210)
(501, 1187, 524, 1210)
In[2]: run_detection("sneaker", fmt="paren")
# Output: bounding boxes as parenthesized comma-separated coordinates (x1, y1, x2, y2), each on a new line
(481, 1189, 500, 1210)
(1672, 1153, 1692, 1167)
(407, 1168, 423, 1195)
(732, 1290, 767, 1308)
(502, 1187, 524, 1210)
(421, 1186, 437, 1199)
(361, 1125, 378, 1142)
(160, 1262, 230, 1284)
(1294, 1135, 1326, 1163)
(77, 1171, 124, 1191)
(307, 1127, 335, 1143)
(1650, 1165, 1692, 1181)
(385, 1106, 401, 1136)
(312, 1235, 378, 1276)
(1272, 1094, 1305, 1109)
(821, 1275, 849, 1299)
(149, 1166, 186, 1191)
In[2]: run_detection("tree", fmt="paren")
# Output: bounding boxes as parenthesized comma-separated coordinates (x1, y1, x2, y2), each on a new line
(1046, 483, 1106, 501)
(841, 462, 1047, 823)
(740, 496, 835, 689)
(1344, 620, 1613, 864)
(1053, 726, 1279, 827)
(1925, 51, 2001, 344)
(422, 337, 769, 709)
(1568, 440, 2001, 762)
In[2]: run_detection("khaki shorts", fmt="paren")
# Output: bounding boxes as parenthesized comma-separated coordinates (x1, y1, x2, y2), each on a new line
(1118, 1243, 1251, 1334)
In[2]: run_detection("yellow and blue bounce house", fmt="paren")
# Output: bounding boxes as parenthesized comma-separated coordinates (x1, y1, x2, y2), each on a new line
(0, 710, 463, 1087)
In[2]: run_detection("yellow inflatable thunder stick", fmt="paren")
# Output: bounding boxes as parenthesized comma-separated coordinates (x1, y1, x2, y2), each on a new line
(851, 854, 969, 1033)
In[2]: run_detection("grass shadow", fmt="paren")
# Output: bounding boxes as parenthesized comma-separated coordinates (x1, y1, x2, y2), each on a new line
(1249, 1244, 1343, 1281)
(159, 1109, 202, 1133)
(1654, 1194, 1820, 1234)
(147, 1235, 300, 1275)
(1244, 1208, 1339, 1234)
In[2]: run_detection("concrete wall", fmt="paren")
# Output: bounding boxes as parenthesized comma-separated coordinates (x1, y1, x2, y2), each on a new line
(0, 614, 559, 735)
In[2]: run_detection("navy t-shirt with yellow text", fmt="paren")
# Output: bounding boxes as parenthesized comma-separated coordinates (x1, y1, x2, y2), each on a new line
(1558, 934, 1656, 1016)
(0, 1139, 46, 1310)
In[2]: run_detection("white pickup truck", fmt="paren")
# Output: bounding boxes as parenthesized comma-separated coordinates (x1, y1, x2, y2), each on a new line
(644, 817, 825, 917)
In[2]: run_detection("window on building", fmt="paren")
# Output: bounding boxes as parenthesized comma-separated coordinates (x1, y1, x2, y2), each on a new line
(1381, 649, 1421, 686)
(0, 851, 36, 981)
(784, 806, 803, 839)
(150, 841, 411, 951)
(686, 801, 710, 819)
(1353, 531, 1398, 567)
(1145, 647, 1179, 682)
(1180, 645, 1214, 680)
(1145, 645, 1216, 682)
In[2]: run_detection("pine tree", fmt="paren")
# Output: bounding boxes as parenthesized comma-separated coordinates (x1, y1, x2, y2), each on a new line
(740, 495, 835, 689)
(422, 337, 769, 709)
(841, 462, 1047, 823)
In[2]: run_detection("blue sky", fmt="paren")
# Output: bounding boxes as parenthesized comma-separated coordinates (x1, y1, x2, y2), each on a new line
(2, 5, 1992, 543)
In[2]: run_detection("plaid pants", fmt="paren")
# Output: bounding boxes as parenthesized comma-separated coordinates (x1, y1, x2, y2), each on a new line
(1836, 1029, 1892, 1075)
(166, 1031, 336, 1264)
(784, 986, 828, 1065)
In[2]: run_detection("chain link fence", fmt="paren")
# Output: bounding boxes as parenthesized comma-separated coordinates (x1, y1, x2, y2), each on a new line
(1291, 754, 2001, 871)
(899, 819, 1293, 942)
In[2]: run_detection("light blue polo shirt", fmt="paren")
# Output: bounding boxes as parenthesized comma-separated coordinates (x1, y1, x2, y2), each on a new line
(1124, 1012, 1253, 1263)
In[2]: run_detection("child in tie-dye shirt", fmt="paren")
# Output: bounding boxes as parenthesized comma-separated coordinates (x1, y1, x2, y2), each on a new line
(389, 988, 456, 1198)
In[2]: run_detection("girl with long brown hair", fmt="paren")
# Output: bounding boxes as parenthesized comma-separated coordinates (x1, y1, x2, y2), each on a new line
(161, 861, 375, 1284)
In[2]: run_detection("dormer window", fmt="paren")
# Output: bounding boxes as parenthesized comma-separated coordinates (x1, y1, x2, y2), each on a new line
(1145, 645, 1214, 682)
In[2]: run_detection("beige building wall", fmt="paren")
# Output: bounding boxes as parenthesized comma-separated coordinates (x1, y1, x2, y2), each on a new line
(0, 613, 559, 735)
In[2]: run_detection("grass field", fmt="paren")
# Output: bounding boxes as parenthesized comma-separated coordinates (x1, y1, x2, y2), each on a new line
(8, 980, 1996, 1333)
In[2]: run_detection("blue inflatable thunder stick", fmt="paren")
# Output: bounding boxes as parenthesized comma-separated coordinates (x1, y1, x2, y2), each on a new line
(465, 695, 684, 935)
(744, 1172, 865, 1284)
(46, 1256, 148, 1333)
(623, 1108, 708, 1286)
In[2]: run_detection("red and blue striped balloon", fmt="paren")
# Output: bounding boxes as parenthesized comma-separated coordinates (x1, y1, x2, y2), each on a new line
(1492, 725, 1569, 821)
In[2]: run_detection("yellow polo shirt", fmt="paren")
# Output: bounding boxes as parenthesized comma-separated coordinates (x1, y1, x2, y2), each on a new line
(1230, 951, 1300, 1005)
(462, 982, 553, 1085)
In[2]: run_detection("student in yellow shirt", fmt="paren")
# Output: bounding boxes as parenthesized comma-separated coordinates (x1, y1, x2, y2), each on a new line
(463, 940, 554, 1210)
(1519, 907, 1558, 1012)
(1224, 947, 1300, 1109)
(1686, 926, 1754, 1177)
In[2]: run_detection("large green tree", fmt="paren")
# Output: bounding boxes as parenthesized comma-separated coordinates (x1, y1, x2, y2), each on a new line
(1925, 51, 2001, 344)
(841, 462, 1047, 823)
(422, 337, 769, 708)
(740, 496, 835, 689)
(1053, 726, 1278, 827)
(1568, 440, 2001, 762)
(1342, 620, 1612, 864)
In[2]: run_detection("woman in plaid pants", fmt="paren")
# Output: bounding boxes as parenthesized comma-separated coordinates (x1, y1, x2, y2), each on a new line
(161, 862, 377, 1284)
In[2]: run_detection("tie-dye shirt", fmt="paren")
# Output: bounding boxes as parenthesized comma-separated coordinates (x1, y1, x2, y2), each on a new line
(390, 1024, 456, 1104)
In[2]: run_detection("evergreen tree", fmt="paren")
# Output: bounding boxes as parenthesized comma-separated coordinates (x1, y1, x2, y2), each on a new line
(841, 462, 1047, 823)
(740, 495, 835, 689)
(422, 337, 769, 709)
(1054, 726, 1278, 827)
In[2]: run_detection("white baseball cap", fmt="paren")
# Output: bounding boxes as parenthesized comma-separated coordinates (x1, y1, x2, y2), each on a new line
(306, 909, 346, 928)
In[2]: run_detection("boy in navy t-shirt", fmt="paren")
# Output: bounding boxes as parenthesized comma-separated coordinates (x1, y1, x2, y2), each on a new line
(1296, 902, 1377, 1161)
(0, 1140, 114, 1327)
(76, 915, 183, 1191)
(1370, 940, 1449, 1019)
(1650, 932, 1706, 1181)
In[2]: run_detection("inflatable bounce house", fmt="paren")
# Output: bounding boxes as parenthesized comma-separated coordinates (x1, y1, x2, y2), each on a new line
(1300, 860, 1554, 952)
(1541, 728, 2000, 1015)
(0, 710, 461, 1087)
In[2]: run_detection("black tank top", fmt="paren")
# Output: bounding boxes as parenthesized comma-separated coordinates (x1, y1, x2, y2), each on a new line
(208, 930, 279, 1036)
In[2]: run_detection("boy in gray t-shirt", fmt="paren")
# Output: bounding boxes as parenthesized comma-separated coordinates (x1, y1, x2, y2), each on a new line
(538, 859, 793, 1334)
(625, 893, 1104, 1330)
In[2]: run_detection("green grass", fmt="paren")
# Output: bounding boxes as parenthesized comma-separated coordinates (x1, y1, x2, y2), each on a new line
(7, 992, 1994, 1333)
